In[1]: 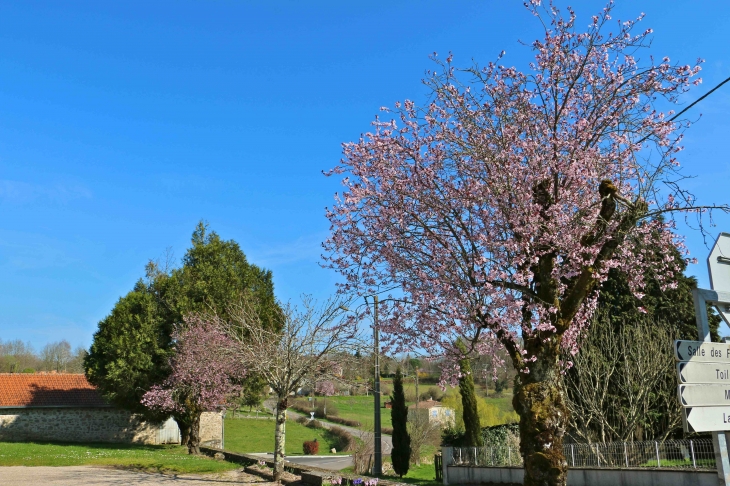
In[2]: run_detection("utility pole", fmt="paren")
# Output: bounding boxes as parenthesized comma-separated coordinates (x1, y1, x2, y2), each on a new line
(371, 295, 382, 477)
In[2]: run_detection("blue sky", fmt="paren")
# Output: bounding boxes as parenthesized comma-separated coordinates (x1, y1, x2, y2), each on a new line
(1, 1, 729, 350)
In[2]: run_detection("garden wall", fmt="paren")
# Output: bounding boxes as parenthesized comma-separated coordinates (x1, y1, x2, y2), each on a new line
(444, 464, 718, 486)
(0, 407, 222, 446)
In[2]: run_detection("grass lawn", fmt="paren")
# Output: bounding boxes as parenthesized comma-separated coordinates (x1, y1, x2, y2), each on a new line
(224, 417, 344, 455)
(0, 441, 239, 474)
(322, 396, 393, 429)
(483, 392, 515, 415)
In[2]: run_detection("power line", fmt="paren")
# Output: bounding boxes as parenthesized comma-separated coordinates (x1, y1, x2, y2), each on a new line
(670, 75, 730, 122)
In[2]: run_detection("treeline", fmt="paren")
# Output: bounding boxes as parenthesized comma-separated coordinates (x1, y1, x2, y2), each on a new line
(0, 339, 87, 374)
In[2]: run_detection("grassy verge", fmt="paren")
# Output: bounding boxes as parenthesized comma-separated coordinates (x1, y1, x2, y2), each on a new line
(0, 441, 239, 474)
(224, 417, 344, 455)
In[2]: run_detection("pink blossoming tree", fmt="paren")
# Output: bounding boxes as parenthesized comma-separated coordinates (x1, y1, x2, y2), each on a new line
(323, 3, 726, 485)
(315, 380, 336, 397)
(142, 314, 243, 454)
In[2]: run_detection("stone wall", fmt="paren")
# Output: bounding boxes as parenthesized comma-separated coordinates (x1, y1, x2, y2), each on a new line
(200, 411, 223, 448)
(0, 407, 159, 444)
(0, 408, 223, 446)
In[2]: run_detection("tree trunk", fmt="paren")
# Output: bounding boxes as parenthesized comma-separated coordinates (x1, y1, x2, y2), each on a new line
(175, 414, 192, 452)
(513, 339, 568, 486)
(187, 412, 202, 455)
(273, 396, 288, 482)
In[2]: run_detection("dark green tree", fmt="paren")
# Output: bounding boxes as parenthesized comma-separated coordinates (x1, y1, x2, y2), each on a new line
(85, 282, 171, 417)
(85, 222, 280, 441)
(456, 340, 483, 447)
(239, 373, 268, 411)
(564, 241, 721, 441)
(390, 366, 411, 477)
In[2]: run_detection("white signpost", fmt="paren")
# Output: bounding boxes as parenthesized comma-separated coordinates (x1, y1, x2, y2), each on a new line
(679, 385, 730, 407)
(675, 233, 730, 486)
(684, 407, 730, 433)
(709, 232, 730, 326)
(676, 340, 730, 362)
(678, 362, 730, 384)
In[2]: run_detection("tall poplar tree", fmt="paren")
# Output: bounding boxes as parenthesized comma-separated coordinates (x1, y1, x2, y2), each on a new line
(390, 366, 410, 477)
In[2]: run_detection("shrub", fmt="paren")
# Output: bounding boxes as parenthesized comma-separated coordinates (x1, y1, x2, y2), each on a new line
(327, 426, 357, 452)
(306, 419, 324, 429)
(315, 402, 339, 418)
(296, 415, 309, 425)
(303, 439, 320, 455)
(382, 426, 394, 435)
(327, 416, 361, 427)
(419, 386, 444, 402)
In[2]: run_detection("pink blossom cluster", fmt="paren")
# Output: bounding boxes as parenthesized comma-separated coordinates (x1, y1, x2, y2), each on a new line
(315, 380, 336, 396)
(323, 1, 707, 379)
(141, 314, 245, 414)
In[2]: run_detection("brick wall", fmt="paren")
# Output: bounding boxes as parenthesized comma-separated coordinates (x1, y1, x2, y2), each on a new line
(0, 408, 223, 445)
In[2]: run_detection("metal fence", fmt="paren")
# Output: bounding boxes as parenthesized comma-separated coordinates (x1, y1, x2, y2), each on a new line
(450, 439, 716, 470)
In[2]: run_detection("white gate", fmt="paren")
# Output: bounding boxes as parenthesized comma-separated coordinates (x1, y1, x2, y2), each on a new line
(157, 417, 181, 444)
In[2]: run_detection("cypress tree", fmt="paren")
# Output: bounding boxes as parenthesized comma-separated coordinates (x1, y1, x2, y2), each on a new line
(456, 339, 483, 447)
(390, 366, 411, 477)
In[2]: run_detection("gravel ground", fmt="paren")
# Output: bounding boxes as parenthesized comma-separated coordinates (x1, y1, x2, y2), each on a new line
(0, 466, 281, 486)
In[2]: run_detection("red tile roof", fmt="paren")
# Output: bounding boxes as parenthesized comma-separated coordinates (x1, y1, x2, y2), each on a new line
(0, 373, 110, 408)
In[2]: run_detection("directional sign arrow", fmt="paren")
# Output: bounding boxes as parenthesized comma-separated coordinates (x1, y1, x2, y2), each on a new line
(679, 384, 730, 406)
(675, 340, 730, 362)
(678, 361, 730, 384)
(684, 406, 730, 433)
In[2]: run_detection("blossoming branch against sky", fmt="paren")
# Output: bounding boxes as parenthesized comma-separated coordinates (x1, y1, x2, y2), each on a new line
(1, 1, 729, 348)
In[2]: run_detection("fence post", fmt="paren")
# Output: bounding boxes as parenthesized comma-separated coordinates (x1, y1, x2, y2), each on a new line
(508, 446, 511, 466)
(571, 444, 575, 467)
(691, 440, 696, 469)
(624, 442, 629, 468)
(655, 441, 661, 468)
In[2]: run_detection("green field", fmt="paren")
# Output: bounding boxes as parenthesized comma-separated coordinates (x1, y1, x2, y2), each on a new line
(320, 396, 393, 429)
(308, 387, 515, 433)
(0, 441, 238, 474)
(224, 417, 345, 455)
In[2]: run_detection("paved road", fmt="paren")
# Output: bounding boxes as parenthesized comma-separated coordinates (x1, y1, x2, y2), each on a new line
(0, 466, 273, 486)
(250, 452, 353, 471)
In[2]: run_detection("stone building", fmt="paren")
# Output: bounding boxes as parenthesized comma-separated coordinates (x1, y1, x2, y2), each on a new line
(408, 398, 455, 428)
(0, 373, 223, 446)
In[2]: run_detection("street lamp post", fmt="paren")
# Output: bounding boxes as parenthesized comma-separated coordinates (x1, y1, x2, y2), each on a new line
(342, 296, 383, 476)
(371, 295, 382, 477)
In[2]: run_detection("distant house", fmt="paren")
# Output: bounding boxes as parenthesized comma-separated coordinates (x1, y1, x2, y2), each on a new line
(0, 373, 223, 446)
(408, 398, 455, 428)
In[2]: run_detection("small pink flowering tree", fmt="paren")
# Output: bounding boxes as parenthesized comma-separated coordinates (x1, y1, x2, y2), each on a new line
(315, 380, 336, 397)
(142, 314, 243, 454)
(323, 3, 726, 485)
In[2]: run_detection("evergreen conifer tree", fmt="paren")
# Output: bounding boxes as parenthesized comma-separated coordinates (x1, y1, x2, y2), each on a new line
(390, 366, 411, 477)
(456, 340, 483, 447)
